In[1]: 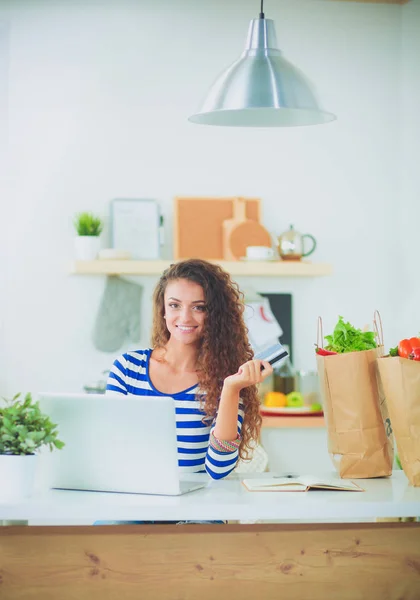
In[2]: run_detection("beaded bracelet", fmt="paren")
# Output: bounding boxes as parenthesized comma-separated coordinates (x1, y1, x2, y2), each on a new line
(210, 431, 241, 453)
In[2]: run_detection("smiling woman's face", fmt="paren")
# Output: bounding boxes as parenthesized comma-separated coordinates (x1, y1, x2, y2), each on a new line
(163, 278, 207, 345)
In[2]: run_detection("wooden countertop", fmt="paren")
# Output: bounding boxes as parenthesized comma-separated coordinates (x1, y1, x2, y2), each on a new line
(261, 415, 325, 428)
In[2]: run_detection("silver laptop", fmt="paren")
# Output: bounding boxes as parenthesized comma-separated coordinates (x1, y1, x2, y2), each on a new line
(37, 393, 207, 496)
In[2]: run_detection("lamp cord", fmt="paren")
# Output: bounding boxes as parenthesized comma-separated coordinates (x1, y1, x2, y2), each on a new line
(259, 0, 264, 19)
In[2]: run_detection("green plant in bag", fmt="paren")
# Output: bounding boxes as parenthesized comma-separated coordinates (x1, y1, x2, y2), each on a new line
(0, 393, 65, 455)
(325, 316, 377, 354)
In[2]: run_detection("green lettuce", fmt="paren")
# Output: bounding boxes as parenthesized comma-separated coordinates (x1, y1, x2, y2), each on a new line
(325, 316, 378, 353)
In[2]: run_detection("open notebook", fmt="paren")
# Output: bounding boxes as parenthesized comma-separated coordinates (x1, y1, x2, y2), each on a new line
(242, 476, 364, 492)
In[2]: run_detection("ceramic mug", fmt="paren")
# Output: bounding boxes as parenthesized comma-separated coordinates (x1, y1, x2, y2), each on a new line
(245, 246, 275, 260)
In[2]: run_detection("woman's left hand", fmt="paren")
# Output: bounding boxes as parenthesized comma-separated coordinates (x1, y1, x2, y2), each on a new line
(223, 359, 273, 392)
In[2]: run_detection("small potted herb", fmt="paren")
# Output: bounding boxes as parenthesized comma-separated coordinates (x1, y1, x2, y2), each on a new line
(0, 393, 64, 501)
(73, 212, 104, 260)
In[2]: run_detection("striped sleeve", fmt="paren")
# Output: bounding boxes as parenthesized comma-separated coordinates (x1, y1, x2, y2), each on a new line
(106, 354, 128, 395)
(204, 401, 245, 480)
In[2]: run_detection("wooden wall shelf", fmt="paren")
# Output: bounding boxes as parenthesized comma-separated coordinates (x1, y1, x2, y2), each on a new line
(70, 260, 332, 277)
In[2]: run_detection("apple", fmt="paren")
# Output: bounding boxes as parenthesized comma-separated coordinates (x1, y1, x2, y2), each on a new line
(286, 391, 304, 408)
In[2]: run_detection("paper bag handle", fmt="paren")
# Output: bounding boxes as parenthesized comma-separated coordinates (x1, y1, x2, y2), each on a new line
(317, 316, 324, 349)
(373, 309, 384, 347)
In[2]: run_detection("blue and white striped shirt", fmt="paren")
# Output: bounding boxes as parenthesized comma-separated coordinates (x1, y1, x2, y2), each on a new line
(106, 349, 244, 479)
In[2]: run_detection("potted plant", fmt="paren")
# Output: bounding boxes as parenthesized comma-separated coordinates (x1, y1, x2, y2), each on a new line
(73, 211, 104, 260)
(0, 393, 64, 501)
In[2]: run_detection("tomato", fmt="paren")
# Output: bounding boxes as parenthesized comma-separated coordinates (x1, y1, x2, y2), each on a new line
(398, 339, 413, 359)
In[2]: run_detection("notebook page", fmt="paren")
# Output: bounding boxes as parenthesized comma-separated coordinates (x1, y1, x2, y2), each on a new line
(242, 478, 307, 491)
(298, 476, 362, 491)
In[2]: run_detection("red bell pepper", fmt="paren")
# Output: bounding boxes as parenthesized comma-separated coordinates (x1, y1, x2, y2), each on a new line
(409, 347, 420, 361)
(398, 337, 420, 359)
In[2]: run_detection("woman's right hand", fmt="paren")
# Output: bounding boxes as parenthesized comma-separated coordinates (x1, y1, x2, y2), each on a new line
(223, 359, 273, 392)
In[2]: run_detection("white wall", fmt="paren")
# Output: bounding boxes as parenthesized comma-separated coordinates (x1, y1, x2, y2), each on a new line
(0, 0, 414, 398)
(400, 0, 420, 336)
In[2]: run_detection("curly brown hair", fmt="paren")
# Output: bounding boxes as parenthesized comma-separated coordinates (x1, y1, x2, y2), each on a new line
(151, 259, 262, 460)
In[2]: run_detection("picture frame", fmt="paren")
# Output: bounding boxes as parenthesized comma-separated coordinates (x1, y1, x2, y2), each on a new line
(110, 198, 161, 260)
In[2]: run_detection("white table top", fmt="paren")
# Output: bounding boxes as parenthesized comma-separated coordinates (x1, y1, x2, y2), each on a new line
(1, 471, 419, 524)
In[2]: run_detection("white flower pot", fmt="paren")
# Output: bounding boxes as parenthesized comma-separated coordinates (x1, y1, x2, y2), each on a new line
(0, 454, 38, 502)
(74, 236, 100, 261)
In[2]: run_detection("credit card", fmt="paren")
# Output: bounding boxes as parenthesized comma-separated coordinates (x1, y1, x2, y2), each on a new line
(254, 343, 289, 369)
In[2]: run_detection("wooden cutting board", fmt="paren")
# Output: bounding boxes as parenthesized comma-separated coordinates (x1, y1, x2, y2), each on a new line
(222, 198, 249, 260)
(223, 198, 272, 260)
(174, 197, 261, 260)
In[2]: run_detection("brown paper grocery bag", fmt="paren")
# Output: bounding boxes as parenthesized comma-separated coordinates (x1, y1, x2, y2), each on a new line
(377, 357, 420, 486)
(316, 316, 393, 479)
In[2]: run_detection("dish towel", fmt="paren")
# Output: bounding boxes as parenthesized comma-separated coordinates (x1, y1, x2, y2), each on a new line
(93, 276, 143, 353)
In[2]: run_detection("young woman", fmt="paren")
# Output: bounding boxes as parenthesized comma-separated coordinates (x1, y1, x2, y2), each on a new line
(106, 258, 272, 479)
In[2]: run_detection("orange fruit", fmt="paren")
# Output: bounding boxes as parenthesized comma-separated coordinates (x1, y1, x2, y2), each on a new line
(264, 392, 287, 408)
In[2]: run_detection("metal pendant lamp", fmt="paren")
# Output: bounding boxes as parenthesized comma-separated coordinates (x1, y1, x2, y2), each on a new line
(188, 1, 336, 128)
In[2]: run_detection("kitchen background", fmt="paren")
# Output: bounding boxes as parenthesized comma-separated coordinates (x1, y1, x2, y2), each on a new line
(0, 0, 419, 398)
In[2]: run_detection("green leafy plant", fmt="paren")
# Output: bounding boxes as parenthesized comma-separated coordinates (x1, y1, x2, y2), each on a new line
(74, 212, 103, 236)
(0, 393, 65, 456)
(325, 316, 377, 353)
